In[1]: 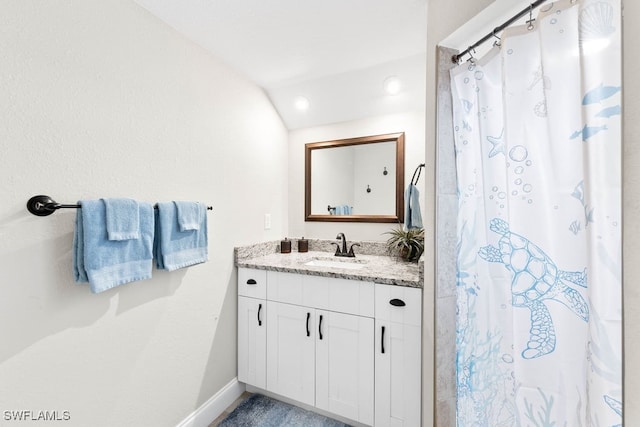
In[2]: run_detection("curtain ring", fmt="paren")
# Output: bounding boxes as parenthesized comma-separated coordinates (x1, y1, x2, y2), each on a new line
(492, 29, 501, 47)
(526, 4, 535, 31)
(527, 3, 535, 31)
(467, 47, 476, 63)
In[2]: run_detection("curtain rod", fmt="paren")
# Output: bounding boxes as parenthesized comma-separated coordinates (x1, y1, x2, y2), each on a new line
(451, 0, 549, 64)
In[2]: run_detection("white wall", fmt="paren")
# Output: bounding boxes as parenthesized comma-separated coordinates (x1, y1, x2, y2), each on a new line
(622, 0, 640, 421)
(288, 111, 426, 242)
(353, 142, 397, 215)
(311, 147, 354, 213)
(427, 0, 639, 424)
(0, 1, 288, 426)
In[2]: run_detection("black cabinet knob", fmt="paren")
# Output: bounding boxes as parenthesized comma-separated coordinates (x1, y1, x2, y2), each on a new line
(389, 298, 406, 307)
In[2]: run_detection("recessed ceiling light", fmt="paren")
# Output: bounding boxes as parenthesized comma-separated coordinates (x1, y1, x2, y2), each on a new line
(294, 96, 309, 111)
(383, 76, 401, 95)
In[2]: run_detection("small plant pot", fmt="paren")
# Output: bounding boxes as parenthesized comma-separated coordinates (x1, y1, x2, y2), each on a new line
(384, 227, 425, 262)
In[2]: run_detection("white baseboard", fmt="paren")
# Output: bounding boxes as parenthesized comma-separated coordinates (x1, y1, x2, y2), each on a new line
(176, 378, 245, 427)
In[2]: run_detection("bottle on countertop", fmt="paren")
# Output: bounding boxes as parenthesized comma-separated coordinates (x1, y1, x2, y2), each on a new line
(298, 237, 309, 253)
(280, 237, 291, 253)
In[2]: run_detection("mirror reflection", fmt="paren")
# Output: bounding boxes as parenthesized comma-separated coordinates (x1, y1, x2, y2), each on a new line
(305, 133, 405, 223)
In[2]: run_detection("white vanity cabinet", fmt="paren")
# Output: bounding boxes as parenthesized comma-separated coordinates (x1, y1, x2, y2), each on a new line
(237, 267, 421, 427)
(374, 284, 423, 427)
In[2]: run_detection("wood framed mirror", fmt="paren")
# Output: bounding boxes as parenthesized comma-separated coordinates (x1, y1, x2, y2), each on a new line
(305, 132, 405, 223)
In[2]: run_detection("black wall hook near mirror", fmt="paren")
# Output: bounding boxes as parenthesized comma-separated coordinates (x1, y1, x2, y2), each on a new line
(366, 185, 372, 193)
(383, 167, 388, 176)
(411, 163, 426, 186)
(26, 195, 213, 217)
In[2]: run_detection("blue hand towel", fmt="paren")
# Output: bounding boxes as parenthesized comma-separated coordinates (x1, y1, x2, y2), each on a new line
(104, 198, 140, 240)
(154, 202, 208, 271)
(73, 199, 154, 293)
(404, 184, 423, 230)
(174, 201, 202, 231)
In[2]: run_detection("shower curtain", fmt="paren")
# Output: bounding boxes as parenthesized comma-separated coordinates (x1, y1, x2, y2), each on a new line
(451, 0, 622, 425)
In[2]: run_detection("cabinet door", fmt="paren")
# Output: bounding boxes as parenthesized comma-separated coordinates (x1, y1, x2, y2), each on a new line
(375, 284, 422, 427)
(375, 320, 422, 427)
(266, 301, 316, 406)
(316, 310, 374, 426)
(237, 296, 267, 389)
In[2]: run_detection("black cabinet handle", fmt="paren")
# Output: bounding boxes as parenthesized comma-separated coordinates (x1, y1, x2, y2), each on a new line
(390, 298, 406, 307)
(381, 326, 386, 354)
(319, 315, 323, 340)
(306, 312, 311, 337)
(246, 279, 257, 285)
(257, 303, 262, 326)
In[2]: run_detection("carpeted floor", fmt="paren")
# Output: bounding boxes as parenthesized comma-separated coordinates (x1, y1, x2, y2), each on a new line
(216, 394, 351, 427)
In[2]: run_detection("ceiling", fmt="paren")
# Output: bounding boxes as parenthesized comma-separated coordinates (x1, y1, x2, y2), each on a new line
(133, 0, 428, 129)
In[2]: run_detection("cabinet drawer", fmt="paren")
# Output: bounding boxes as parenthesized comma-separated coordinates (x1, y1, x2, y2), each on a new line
(321, 277, 374, 318)
(267, 271, 374, 317)
(238, 268, 267, 299)
(375, 284, 422, 326)
(267, 271, 304, 305)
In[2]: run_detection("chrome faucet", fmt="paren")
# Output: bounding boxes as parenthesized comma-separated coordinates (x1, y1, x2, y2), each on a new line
(334, 233, 359, 257)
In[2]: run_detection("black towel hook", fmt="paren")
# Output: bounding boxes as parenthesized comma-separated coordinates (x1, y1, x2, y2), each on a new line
(411, 163, 426, 186)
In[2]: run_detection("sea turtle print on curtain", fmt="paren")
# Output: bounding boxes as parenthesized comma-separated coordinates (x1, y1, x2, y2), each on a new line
(479, 218, 588, 359)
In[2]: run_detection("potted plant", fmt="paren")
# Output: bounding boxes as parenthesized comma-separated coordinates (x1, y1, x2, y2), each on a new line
(384, 227, 425, 262)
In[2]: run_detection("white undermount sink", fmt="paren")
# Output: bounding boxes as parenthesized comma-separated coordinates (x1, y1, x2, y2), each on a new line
(304, 258, 366, 270)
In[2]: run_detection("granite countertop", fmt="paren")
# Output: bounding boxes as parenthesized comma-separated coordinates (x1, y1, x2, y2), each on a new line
(235, 240, 423, 288)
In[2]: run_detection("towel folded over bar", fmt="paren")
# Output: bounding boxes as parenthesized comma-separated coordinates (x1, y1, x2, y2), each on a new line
(105, 198, 140, 240)
(154, 202, 208, 271)
(73, 199, 154, 293)
(404, 184, 423, 230)
(174, 201, 202, 231)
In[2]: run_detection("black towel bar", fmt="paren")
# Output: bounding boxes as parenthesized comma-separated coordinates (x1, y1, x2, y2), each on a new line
(26, 195, 213, 217)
